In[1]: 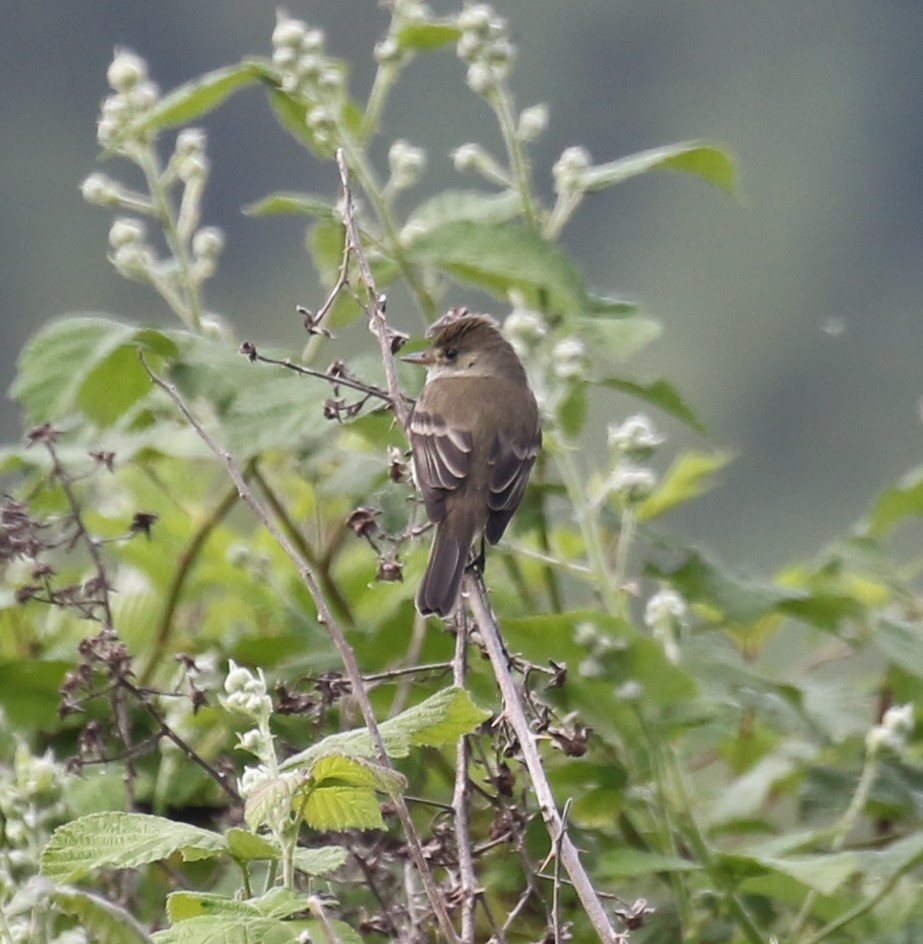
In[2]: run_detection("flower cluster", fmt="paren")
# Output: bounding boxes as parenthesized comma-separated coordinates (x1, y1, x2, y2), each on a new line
(457, 4, 515, 97)
(866, 703, 915, 755)
(644, 587, 688, 663)
(271, 12, 347, 154)
(96, 48, 160, 152)
(593, 414, 664, 506)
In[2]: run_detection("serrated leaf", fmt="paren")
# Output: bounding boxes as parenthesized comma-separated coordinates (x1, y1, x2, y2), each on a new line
(404, 190, 523, 235)
(152, 916, 302, 944)
(292, 845, 348, 877)
(636, 449, 733, 520)
(407, 220, 587, 315)
(123, 61, 264, 138)
(282, 686, 489, 771)
(41, 812, 226, 882)
(52, 887, 151, 944)
(396, 21, 461, 50)
(11, 316, 179, 426)
(582, 141, 738, 196)
(243, 192, 339, 219)
(864, 467, 923, 538)
(225, 828, 280, 863)
(602, 377, 706, 432)
(167, 887, 311, 923)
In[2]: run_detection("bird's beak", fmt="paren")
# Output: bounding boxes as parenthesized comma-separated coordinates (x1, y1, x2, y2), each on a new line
(401, 349, 432, 366)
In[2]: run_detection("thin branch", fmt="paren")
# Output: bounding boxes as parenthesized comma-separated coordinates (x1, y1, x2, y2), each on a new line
(453, 610, 477, 944)
(335, 148, 412, 433)
(140, 355, 460, 944)
(465, 574, 621, 943)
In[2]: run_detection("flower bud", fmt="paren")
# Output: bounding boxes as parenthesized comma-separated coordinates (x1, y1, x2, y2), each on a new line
(80, 173, 120, 206)
(109, 217, 146, 248)
(107, 48, 148, 92)
(553, 146, 592, 195)
(518, 104, 549, 142)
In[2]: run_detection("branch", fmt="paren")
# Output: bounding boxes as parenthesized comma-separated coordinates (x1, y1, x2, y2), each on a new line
(465, 574, 623, 943)
(335, 148, 411, 433)
(140, 355, 460, 944)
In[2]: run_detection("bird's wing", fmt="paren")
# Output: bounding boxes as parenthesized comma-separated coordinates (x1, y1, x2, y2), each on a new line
(409, 408, 473, 523)
(485, 426, 542, 544)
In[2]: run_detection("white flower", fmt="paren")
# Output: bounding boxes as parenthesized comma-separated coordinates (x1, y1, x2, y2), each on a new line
(107, 48, 148, 92)
(608, 414, 664, 457)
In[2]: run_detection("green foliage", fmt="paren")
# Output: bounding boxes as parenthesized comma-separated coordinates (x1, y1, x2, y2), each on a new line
(3, 5, 923, 944)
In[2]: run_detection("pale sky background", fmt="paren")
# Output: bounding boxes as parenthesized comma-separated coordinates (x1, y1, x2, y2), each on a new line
(3, 1, 922, 573)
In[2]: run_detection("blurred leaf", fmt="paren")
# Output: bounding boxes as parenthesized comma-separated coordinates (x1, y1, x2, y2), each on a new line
(407, 221, 587, 315)
(557, 383, 588, 438)
(576, 315, 662, 364)
(243, 192, 339, 220)
(122, 61, 263, 137)
(582, 141, 738, 196)
(864, 467, 923, 538)
(404, 190, 523, 234)
(875, 618, 923, 678)
(12, 316, 179, 426)
(650, 549, 796, 624)
(52, 887, 151, 944)
(292, 846, 349, 877)
(728, 851, 858, 896)
(637, 449, 733, 520)
(225, 828, 280, 863)
(396, 21, 461, 50)
(602, 376, 706, 432)
(585, 293, 638, 317)
(705, 743, 815, 827)
(152, 916, 303, 944)
(41, 812, 226, 882)
(597, 848, 699, 878)
(264, 86, 314, 150)
(0, 660, 69, 730)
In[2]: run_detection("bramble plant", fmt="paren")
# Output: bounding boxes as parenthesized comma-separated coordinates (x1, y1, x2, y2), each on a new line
(2, 3, 923, 943)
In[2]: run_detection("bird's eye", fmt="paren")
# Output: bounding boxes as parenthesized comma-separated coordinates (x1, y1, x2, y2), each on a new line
(444, 347, 459, 361)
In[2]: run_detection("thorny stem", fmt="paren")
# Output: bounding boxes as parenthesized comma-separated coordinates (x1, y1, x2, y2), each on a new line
(466, 575, 620, 943)
(452, 610, 477, 943)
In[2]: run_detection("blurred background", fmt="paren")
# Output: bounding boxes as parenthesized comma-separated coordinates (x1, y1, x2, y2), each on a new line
(2, 1, 921, 573)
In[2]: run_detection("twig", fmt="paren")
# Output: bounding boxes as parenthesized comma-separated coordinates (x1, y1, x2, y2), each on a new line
(335, 149, 411, 433)
(466, 574, 620, 943)
(453, 610, 477, 944)
(140, 355, 460, 944)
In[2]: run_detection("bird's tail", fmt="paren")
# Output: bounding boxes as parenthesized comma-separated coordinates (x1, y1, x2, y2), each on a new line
(416, 519, 475, 617)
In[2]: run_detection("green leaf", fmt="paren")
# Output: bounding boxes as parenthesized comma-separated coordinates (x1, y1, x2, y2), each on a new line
(152, 916, 302, 944)
(396, 21, 462, 50)
(602, 377, 706, 432)
(0, 660, 70, 730)
(225, 828, 280, 863)
(597, 848, 699, 878)
(404, 190, 523, 234)
(585, 293, 638, 317)
(576, 315, 662, 364)
(864, 467, 923, 538)
(123, 61, 263, 137)
(582, 141, 738, 196)
(41, 812, 226, 882)
(650, 548, 797, 624)
(875, 618, 923, 678)
(407, 221, 587, 315)
(52, 887, 151, 944)
(731, 851, 858, 896)
(243, 192, 340, 220)
(297, 783, 384, 831)
(282, 687, 489, 770)
(292, 845, 348, 877)
(636, 449, 734, 520)
(557, 383, 588, 438)
(167, 888, 312, 923)
(11, 316, 179, 426)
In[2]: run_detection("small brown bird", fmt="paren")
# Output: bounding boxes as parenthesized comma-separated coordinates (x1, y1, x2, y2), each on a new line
(403, 309, 541, 617)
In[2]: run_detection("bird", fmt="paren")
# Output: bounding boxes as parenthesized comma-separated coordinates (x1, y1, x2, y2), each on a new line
(402, 308, 541, 617)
